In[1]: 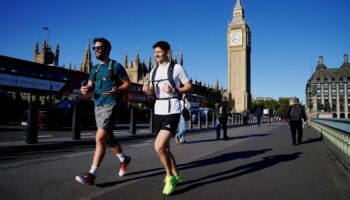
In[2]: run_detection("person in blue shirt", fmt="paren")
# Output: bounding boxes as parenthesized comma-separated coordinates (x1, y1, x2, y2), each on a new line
(75, 37, 131, 185)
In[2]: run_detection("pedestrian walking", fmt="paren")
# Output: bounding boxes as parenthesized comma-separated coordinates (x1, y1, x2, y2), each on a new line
(175, 94, 191, 144)
(286, 97, 307, 145)
(143, 41, 192, 195)
(255, 107, 262, 126)
(75, 37, 131, 185)
(242, 109, 249, 125)
(215, 96, 231, 140)
(268, 108, 274, 126)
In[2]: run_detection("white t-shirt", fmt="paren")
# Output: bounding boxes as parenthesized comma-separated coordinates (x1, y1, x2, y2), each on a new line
(150, 62, 190, 115)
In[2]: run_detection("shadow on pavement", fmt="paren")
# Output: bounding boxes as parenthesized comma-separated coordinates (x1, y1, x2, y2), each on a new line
(229, 133, 271, 140)
(187, 134, 270, 144)
(96, 148, 272, 188)
(301, 136, 322, 145)
(0, 145, 94, 164)
(173, 152, 302, 195)
(178, 148, 273, 171)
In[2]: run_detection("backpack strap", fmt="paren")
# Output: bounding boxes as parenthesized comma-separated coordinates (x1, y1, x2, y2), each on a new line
(151, 61, 178, 113)
(151, 65, 158, 92)
(151, 61, 178, 100)
(93, 60, 115, 83)
(93, 63, 102, 83)
(167, 61, 176, 88)
(108, 60, 123, 88)
(108, 60, 116, 84)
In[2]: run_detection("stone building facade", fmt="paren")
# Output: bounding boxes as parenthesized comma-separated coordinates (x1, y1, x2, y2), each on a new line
(33, 40, 59, 66)
(306, 54, 350, 118)
(227, 0, 252, 112)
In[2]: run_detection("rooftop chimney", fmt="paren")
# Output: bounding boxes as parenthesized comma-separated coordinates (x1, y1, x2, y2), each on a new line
(344, 54, 348, 64)
(319, 56, 323, 64)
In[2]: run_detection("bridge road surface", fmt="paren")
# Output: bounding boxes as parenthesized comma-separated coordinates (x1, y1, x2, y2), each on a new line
(1, 123, 350, 200)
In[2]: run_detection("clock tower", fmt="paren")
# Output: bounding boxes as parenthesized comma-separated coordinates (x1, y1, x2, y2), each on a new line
(227, 0, 251, 112)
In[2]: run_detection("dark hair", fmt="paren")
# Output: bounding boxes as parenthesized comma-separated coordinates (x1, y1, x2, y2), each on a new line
(93, 37, 112, 52)
(152, 41, 171, 52)
(294, 97, 300, 103)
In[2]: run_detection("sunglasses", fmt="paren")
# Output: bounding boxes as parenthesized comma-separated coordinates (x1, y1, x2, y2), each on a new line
(92, 46, 105, 51)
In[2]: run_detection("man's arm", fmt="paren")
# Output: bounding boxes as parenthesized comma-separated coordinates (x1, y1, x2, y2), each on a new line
(116, 76, 130, 92)
(301, 106, 307, 122)
(286, 106, 291, 121)
(81, 80, 94, 94)
(176, 81, 192, 94)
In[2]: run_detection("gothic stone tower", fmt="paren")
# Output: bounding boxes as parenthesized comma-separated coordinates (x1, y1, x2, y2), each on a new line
(33, 40, 59, 65)
(227, 0, 251, 112)
(80, 41, 93, 73)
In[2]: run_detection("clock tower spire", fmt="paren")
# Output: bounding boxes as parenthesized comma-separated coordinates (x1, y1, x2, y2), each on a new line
(227, 0, 251, 112)
(233, 0, 244, 19)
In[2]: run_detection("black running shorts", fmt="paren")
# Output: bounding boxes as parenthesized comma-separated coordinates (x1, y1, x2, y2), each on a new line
(154, 114, 181, 136)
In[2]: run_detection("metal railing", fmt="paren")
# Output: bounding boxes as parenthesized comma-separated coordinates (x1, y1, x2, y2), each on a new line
(310, 118, 350, 171)
(25, 102, 270, 143)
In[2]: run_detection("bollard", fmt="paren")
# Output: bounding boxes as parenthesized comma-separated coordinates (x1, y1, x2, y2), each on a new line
(189, 110, 193, 129)
(26, 102, 38, 144)
(212, 111, 215, 127)
(149, 108, 155, 135)
(130, 105, 136, 135)
(205, 111, 209, 128)
(71, 101, 81, 140)
(198, 110, 202, 129)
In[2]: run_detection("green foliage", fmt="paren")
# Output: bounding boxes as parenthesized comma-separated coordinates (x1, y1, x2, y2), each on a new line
(252, 97, 290, 117)
(275, 97, 290, 117)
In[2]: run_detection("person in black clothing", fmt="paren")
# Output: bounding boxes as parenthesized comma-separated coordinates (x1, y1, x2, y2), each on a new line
(215, 96, 231, 140)
(286, 97, 307, 145)
(268, 108, 274, 126)
(255, 107, 262, 126)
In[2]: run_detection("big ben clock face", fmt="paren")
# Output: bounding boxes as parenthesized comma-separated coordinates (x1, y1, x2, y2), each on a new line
(230, 31, 242, 46)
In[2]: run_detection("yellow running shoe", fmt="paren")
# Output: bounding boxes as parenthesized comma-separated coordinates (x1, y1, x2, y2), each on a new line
(162, 176, 175, 195)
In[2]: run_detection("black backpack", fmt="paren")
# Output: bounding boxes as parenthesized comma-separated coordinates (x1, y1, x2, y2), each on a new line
(290, 104, 302, 121)
(151, 61, 177, 99)
(181, 97, 191, 121)
(218, 102, 227, 115)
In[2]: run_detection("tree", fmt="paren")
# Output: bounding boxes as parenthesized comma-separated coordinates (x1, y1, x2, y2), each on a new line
(252, 99, 278, 111)
(275, 98, 290, 118)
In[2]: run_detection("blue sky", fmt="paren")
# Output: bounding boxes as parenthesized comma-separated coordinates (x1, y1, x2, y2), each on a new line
(0, 0, 349, 103)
